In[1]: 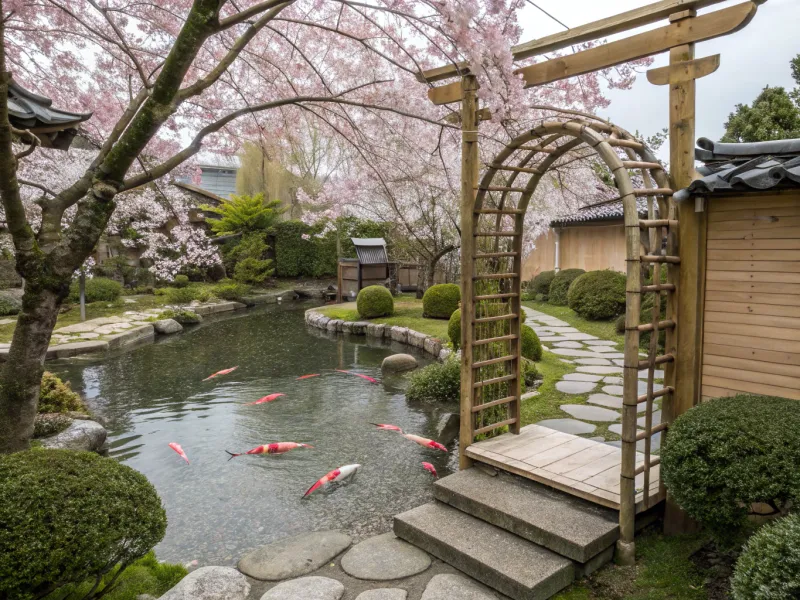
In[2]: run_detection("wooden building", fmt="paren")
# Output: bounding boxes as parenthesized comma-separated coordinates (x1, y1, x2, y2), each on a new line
(522, 199, 651, 279)
(673, 137, 800, 403)
(337, 238, 390, 301)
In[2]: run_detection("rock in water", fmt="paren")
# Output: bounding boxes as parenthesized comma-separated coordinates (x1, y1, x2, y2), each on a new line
(238, 530, 352, 581)
(436, 413, 460, 446)
(420, 574, 499, 600)
(154, 318, 183, 335)
(160, 567, 250, 600)
(340, 533, 431, 580)
(260, 576, 344, 600)
(381, 354, 418, 375)
(39, 419, 107, 452)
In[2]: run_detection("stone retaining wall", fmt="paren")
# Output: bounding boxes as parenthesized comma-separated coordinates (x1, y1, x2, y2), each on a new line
(304, 307, 452, 362)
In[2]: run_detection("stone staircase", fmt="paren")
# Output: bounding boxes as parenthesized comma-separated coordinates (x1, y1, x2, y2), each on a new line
(394, 467, 621, 600)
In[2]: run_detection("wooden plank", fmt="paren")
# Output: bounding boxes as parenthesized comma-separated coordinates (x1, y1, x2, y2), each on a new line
(704, 332, 800, 355)
(706, 270, 800, 283)
(520, 437, 598, 469)
(708, 216, 800, 232)
(701, 385, 737, 399)
(705, 300, 800, 318)
(703, 341, 800, 367)
(542, 444, 618, 476)
(707, 250, 800, 261)
(703, 354, 800, 379)
(561, 451, 625, 482)
(707, 206, 800, 222)
(706, 260, 800, 273)
(702, 375, 800, 400)
(709, 195, 800, 213)
(503, 432, 574, 461)
(707, 238, 800, 250)
(704, 310, 800, 330)
(707, 226, 800, 240)
(705, 290, 800, 307)
(703, 365, 800, 391)
(705, 321, 800, 342)
(706, 280, 800, 295)
(646, 54, 720, 85)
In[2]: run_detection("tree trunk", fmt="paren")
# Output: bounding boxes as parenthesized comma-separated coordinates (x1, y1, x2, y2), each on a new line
(0, 284, 65, 453)
(416, 261, 435, 299)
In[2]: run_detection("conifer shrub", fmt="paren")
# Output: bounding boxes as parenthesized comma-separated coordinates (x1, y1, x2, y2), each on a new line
(567, 270, 626, 320)
(213, 282, 251, 302)
(356, 285, 394, 318)
(38, 372, 87, 414)
(530, 270, 556, 301)
(548, 268, 585, 305)
(422, 283, 461, 319)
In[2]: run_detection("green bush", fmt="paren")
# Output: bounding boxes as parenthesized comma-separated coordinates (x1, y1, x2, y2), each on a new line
(522, 358, 539, 391)
(39, 372, 87, 414)
(521, 325, 542, 362)
(531, 270, 556, 300)
(615, 314, 626, 334)
(163, 286, 210, 305)
(0, 450, 167, 600)
(731, 514, 800, 600)
(233, 256, 273, 285)
(172, 274, 189, 288)
(356, 285, 394, 318)
(0, 291, 21, 316)
(448, 309, 461, 350)
(69, 277, 123, 303)
(548, 269, 585, 305)
(158, 309, 201, 325)
(422, 283, 461, 319)
(406, 357, 461, 403)
(661, 394, 800, 538)
(567, 270, 626, 320)
(213, 282, 251, 302)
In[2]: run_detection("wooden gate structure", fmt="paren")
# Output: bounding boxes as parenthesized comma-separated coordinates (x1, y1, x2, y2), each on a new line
(419, 0, 767, 564)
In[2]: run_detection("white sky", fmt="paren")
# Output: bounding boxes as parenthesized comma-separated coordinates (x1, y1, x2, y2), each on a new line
(515, 0, 798, 160)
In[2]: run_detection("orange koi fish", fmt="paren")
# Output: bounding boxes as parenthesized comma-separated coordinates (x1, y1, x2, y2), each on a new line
(226, 442, 313, 459)
(403, 433, 448, 453)
(168, 442, 189, 464)
(296, 374, 321, 380)
(245, 393, 285, 405)
(302, 464, 361, 498)
(422, 462, 438, 478)
(370, 423, 403, 433)
(202, 366, 238, 381)
(335, 369, 379, 384)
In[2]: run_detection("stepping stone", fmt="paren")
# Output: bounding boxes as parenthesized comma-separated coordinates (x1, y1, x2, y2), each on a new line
(539, 336, 568, 342)
(340, 533, 430, 580)
(559, 333, 599, 341)
(420, 574, 499, 600)
(613, 359, 625, 367)
(577, 366, 623, 375)
(639, 369, 664, 379)
(78, 332, 100, 339)
(521, 391, 539, 400)
(563, 373, 604, 382)
(261, 576, 344, 600)
(356, 590, 408, 600)
(598, 352, 625, 359)
(555, 380, 597, 394)
(553, 341, 585, 349)
(603, 382, 648, 396)
(161, 567, 250, 600)
(550, 348, 609, 358)
(560, 404, 620, 422)
(537, 418, 596, 435)
(637, 410, 662, 428)
(574, 358, 612, 366)
(588, 395, 647, 413)
(546, 327, 580, 334)
(56, 323, 99, 334)
(238, 530, 352, 581)
(603, 376, 623, 385)
(591, 347, 621, 353)
(584, 340, 616, 346)
(538, 318, 570, 327)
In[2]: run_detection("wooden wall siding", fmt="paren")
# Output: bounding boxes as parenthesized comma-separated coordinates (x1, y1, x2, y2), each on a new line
(701, 194, 800, 402)
(521, 223, 627, 281)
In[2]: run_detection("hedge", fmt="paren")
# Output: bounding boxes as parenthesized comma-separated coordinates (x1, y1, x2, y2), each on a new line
(422, 284, 460, 319)
(69, 277, 123, 303)
(356, 285, 394, 318)
(548, 269, 585, 306)
(661, 394, 800, 538)
(567, 270, 626, 320)
(530, 270, 556, 300)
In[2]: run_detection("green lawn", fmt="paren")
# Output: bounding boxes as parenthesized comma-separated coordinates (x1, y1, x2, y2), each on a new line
(319, 300, 450, 341)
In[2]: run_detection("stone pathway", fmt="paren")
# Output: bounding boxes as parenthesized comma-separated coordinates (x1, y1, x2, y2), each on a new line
(525, 309, 663, 451)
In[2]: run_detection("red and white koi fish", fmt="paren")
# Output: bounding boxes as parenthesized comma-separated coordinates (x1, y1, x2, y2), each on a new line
(202, 366, 238, 381)
(168, 442, 189, 464)
(302, 464, 361, 498)
(335, 369, 379, 384)
(245, 393, 285, 405)
(226, 442, 313, 459)
(422, 462, 438, 478)
(370, 423, 403, 433)
(296, 374, 321, 380)
(403, 433, 448, 453)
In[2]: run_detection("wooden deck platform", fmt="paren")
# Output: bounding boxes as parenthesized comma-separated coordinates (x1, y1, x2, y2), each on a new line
(466, 424, 664, 513)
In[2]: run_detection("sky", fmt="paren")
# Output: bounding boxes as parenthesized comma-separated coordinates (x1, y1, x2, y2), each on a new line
(514, 0, 798, 159)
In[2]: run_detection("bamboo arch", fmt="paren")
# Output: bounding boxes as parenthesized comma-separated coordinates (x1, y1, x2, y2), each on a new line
(460, 115, 678, 562)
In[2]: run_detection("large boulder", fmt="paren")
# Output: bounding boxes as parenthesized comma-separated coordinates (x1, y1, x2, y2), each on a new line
(39, 419, 107, 453)
(160, 567, 250, 600)
(154, 318, 183, 335)
(381, 354, 418, 375)
(238, 530, 352, 581)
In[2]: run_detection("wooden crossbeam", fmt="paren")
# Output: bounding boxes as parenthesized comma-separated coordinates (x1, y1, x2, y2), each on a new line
(647, 53, 721, 85)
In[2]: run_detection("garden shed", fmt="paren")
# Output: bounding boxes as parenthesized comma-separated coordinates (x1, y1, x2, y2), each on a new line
(337, 238, 390, 301)
(673, 137, 800, 403)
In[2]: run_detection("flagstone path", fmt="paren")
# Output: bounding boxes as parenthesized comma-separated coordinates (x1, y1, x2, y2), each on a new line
(524, 308, 663, 452)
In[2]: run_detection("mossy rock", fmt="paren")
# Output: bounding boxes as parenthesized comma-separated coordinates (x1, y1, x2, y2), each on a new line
(356, 285, 394, 319)
(548, 269, 585, 306)
(567, 270, 626, 320)
(158, 309, 202, 325)
(422, 283, 461, 319)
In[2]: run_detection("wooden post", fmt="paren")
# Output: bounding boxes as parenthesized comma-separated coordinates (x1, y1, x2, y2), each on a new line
(459, 74, 480, 470)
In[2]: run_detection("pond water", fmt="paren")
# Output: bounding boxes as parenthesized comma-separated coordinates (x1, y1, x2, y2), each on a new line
(52, 301, 457, 566)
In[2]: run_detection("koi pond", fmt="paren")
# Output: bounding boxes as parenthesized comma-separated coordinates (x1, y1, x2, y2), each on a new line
(51, 301, 457, 566)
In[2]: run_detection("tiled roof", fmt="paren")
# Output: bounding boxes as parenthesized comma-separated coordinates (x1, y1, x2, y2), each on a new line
(674, 137, 800, 201)
(352, 238, 388, 264)
(8, 79, 92, 149)
(550, 198, 651, 227)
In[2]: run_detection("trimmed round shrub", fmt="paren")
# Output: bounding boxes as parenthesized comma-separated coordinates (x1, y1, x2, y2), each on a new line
(213, 282, 251, 302)
(448, 308, 461, 350)
(731, 514, 800, 600)
(422, 284, 461, 319)
(69, 277, 123, 303)
(615, 314, 626, 334)
(548, 269, 585, 306)
(661, 394, 800, 537)
(530, 270, 556, 300)
(0, 291, 21, 316)
(406, 357, 460, 403)
(521, 325, 542, 362)
(39, 372, 87, 414)
(0, 450, 167, 600)
(567, 270, 626, 320)
(172, 274, 189, 288)
(356, 285, 394, 318)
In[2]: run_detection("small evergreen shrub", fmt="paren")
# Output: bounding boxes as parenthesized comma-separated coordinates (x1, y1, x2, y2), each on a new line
(158, 309, 201, 325)
(213, 282, 251, 302)
(406, 357, 460, 403)
(356, 285, 394, 318)
(448, 309, 461, 350)
(162, 286, 210, 305)
(567, 270, 626, 320)
(548, 269, 585, 305)
(422, 284, 461, 319)
(0, 291, 21, 316)
(731, 514, 800, 600)
(615, 314, 626, 334)
(69, 277, 123, 303)
(172, 274, 189, 288)
(530, 270, 556, 301)
(521, 325, 542, 362)
(661, 394, 800, 538)
(522, 358, 539, 391)
(0, 450, 167, 600)
(39, 372, 87, 414)
(233, 257, 273, 285)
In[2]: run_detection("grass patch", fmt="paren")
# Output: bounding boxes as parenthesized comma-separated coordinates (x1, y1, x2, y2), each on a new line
(523, 300, 623, 346)
(319, 300, 450, 340)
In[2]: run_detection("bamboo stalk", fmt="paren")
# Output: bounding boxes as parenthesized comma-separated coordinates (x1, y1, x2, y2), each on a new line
(473, 374, 517, 388)
(637, 386, 674, 403)
(473, 313, 517, 324)
(474, 292, 518, 300)
(473, 334, 517, 346)
(471, 395, 516, 412)
(473, 418, 517, 436)
(623, 160, 664, 170)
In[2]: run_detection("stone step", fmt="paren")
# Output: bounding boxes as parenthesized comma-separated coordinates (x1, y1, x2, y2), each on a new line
(433, 468, 619, 563)
(394, 502, 574, 600)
